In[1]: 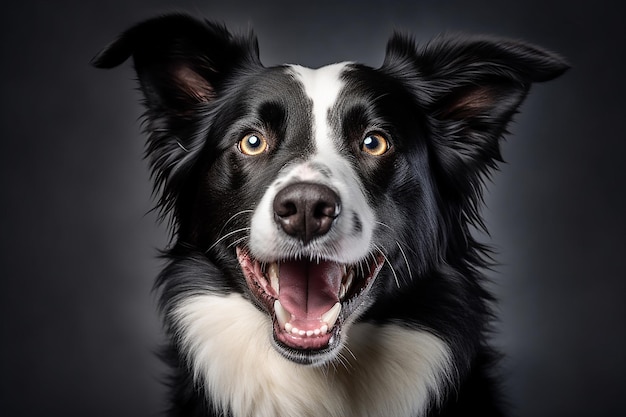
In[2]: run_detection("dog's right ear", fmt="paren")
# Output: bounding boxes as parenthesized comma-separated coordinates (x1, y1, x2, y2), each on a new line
(92, 14, 262, 226)
(91, 13, 261, 118)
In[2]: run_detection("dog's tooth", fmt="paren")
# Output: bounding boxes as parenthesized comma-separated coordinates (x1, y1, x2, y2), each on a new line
(320, 302, 341, 329)
(291, 326, 300, 335)
(320, 324, 329, 335)
(339, 284, 347, 300)
(274, 300, 291, 329)
(344, 269, 354, 290)
(268, 262, 280, 294)
(285, 322, 293, 332)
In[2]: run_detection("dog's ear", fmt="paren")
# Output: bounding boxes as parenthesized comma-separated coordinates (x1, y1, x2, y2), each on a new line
(91, 13, 261, 118)
(382, 34, 568, 180)
(92, 14, 262, 227)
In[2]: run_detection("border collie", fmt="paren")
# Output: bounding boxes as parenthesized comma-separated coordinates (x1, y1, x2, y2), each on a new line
(92, 14, 568, 417)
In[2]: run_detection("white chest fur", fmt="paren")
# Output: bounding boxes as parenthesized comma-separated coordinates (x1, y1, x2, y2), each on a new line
(172, 294, 453, 417)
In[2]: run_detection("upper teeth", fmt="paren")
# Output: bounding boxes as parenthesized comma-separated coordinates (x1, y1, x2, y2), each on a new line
(274, 299, 291, 327)
(274, 300, 342, 337)
(320, 302, 341, 327)
(339, 269, 354, 300)
(268, 263, 280, 293)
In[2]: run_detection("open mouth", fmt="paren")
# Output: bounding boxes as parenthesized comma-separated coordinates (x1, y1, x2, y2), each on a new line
(236, 247, 385, 357)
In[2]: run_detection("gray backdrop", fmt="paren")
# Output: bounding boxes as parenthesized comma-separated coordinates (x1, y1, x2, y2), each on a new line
(1, 1, 624, 416)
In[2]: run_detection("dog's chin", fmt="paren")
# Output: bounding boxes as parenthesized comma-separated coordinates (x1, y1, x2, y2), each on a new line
(271, 327, 341, 366)
(236, 247, 384, 366)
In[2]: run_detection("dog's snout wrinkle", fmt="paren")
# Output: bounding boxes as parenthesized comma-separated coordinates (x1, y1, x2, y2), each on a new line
(273, 182, 341, 244)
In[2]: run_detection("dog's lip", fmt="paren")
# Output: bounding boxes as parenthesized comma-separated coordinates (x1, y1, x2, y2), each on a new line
(236, 247, 384, 352)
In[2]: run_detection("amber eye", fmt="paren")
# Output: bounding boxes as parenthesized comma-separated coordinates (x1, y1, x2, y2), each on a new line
(361, 133, 389, 156)
(238, 133, 268, 156)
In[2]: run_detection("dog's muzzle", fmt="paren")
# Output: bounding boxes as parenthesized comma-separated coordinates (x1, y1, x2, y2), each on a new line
(237, 180, 384, 364)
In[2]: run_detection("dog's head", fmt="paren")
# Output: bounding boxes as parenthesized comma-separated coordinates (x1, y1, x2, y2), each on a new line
(93, 14, 567, 365)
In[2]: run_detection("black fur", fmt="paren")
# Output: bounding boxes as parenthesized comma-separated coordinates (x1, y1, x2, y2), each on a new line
(93, 13, 568, 416)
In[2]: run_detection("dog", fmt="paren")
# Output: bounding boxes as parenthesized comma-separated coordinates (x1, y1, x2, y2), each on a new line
(92, 13, 568, 417)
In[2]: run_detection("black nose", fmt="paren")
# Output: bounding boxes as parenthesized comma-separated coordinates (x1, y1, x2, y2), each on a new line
(273, 182, 341, 244)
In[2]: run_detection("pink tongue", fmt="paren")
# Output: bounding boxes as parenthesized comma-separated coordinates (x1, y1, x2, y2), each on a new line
(278, 260, 342, 325)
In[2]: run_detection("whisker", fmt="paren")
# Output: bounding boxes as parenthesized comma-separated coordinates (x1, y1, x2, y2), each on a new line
(223, 210, 254, 229)
(358, 259, 365, 279)
(227, 235, 250, 249)
(395, 240, 413, 281)
(205, 227, 250, 253)
(216, 210, 254, 239)
(343, 344, 357, 363)
(375, 221, 415, 280)
(375, 220, 393, 231)
(376, 221, 419, 256)
(335, 350, 353, 373)
(320, 362, 330, 378)
(373, 243, 400, 288)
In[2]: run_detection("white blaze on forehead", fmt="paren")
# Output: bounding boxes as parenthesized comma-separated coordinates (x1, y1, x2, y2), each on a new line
(288, 63, 350, 154)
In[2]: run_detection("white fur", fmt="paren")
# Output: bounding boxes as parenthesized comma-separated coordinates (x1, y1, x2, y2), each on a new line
(248, 64, 376, 264)
(172, 293, 454, 417)
(288, 63, 346, 155)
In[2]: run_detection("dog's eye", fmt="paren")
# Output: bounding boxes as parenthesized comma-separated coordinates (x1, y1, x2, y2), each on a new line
(238, 133, 268, 156)
(361, 133, 389, 156)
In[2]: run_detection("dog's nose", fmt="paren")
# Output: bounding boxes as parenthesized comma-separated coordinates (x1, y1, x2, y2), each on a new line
(273, 182, 341, 244)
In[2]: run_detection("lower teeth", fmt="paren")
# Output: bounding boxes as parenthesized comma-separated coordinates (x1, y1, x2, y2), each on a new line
(275, 300, 341, 337)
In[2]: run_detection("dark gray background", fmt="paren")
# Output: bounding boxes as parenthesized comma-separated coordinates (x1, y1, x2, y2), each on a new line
(1, 1, 624, 416)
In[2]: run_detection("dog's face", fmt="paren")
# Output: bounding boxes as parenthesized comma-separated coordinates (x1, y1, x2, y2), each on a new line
(207, 62, 441, 363)
(93, 14, 568, 366)
(166, 60, 440, 364)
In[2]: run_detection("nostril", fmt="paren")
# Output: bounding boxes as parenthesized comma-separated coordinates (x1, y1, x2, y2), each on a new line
(275, 200, 298, 218)
(313, 200, 340, 220)
(273, 182, 341, 244)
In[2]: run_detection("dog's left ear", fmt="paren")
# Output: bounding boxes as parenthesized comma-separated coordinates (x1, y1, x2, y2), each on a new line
(382, 34, 569, 179)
